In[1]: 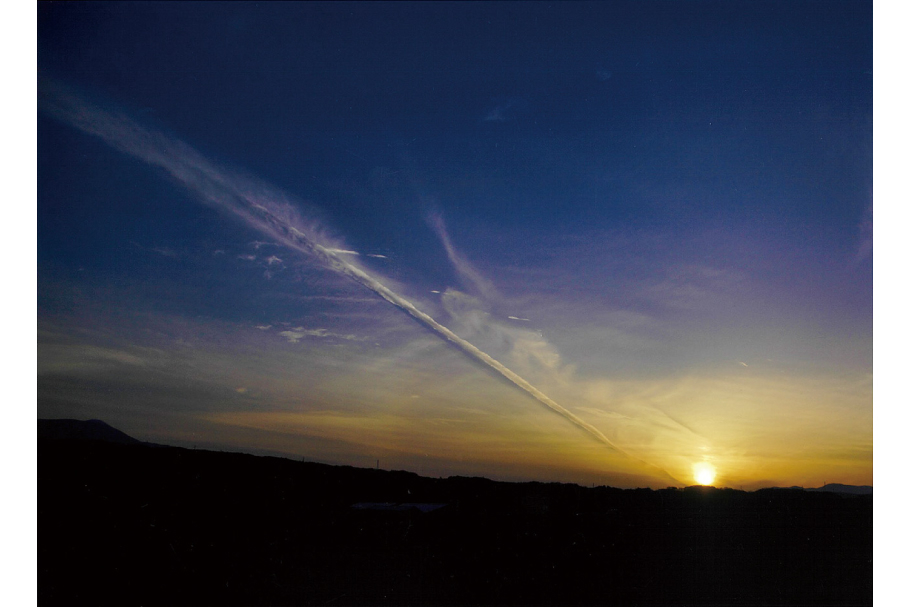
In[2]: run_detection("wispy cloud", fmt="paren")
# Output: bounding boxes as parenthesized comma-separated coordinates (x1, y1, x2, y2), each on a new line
(39, 344, 155, 374)
(640, 264, 746, 312)
(296, 295, 381, 304)
(131, 241, 179, 258)
(151, 246, 178, 258)
(426, 212, 499, 301)
(277, 327, 359, 343)
(482, 97, 528, 122)
(439, 288, 574, 385)
(37, 77, 675, 480)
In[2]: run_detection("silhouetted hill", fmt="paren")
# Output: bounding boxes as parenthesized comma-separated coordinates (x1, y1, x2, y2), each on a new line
(38, 418, 143, 445)
(39, 429, 872, 606)
(806, 483, 873, 495)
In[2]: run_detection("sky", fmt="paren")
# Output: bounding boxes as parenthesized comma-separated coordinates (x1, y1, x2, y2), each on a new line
(36, 1, 873, 489)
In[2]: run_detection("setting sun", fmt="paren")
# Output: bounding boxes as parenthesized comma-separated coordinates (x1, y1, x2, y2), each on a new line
(693, 462, 716, 486)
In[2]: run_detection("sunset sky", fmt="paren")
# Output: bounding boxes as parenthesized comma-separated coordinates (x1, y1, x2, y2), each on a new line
(37, 1, 872, 489)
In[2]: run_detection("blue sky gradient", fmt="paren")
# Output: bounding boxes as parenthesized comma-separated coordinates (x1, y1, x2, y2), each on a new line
(38, 1, 872, 488)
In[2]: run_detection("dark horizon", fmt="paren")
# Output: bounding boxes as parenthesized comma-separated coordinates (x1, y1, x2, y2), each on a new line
(39, 424, 873, 606)
(38, 417, 872, 493)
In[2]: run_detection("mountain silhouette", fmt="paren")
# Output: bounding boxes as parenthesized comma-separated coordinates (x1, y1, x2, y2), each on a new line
(39, 420, 872, 606)
(806, 483, 873, 495)
(38, 418, 143, 445)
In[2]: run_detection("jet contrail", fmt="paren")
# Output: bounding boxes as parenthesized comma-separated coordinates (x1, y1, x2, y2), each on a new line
(40, 79, 672, 476)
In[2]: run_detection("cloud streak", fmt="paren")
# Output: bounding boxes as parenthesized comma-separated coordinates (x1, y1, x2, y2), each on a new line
(426, 212, 499, 301)
(39, 78, 672, 479)
(277, 327, 358, 343)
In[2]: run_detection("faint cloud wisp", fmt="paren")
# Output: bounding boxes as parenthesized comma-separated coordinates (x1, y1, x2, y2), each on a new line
(39, 77, 679, 480)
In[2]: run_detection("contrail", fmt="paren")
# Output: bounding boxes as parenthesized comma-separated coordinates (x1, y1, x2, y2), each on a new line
(39, 79, 669, 474)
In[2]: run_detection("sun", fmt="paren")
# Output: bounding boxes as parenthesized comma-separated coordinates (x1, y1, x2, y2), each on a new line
(693, 462, 716, 486)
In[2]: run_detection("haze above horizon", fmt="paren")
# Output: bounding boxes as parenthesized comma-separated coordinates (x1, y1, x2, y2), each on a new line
(38, 1, 872, 489)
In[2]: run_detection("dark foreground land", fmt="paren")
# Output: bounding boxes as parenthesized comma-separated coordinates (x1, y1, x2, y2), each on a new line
(40, 427, 871, 606)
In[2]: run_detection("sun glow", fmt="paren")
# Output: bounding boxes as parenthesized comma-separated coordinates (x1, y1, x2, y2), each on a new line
(693, 462, 716, 486)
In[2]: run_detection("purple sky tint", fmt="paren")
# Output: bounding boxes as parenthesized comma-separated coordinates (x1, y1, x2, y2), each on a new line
(38, 1, 872, 488)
